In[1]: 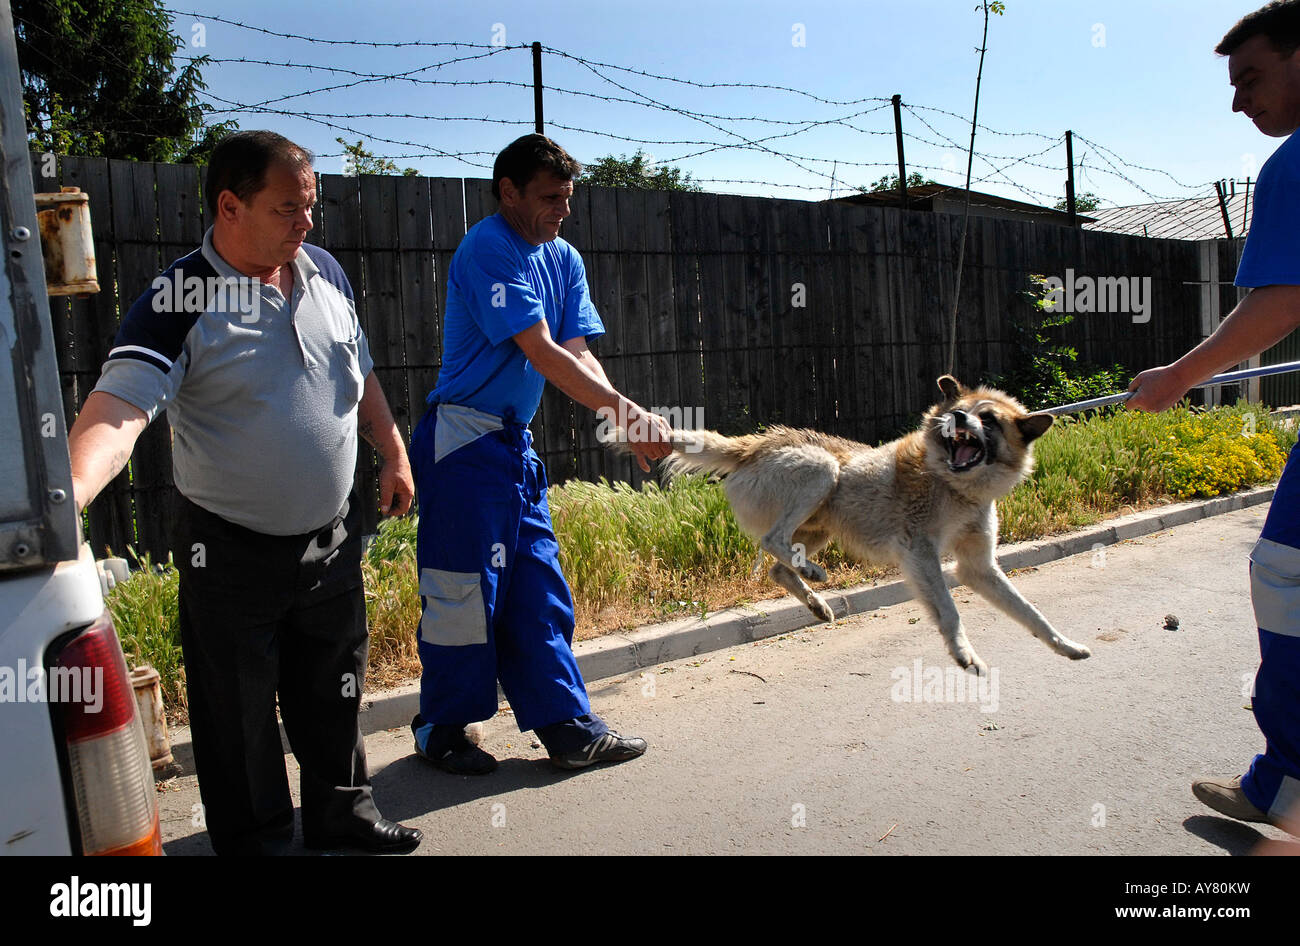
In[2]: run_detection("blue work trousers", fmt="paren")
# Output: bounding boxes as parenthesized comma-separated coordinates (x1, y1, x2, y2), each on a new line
(410, 407, 603, 747)
(1243, 444, 1300, 821)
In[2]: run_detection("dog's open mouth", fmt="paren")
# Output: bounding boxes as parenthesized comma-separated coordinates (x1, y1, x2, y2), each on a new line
(947, 428, 986, 472)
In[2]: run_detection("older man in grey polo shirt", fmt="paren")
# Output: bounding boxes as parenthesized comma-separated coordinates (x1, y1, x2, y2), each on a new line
(67, 130, 422, 855)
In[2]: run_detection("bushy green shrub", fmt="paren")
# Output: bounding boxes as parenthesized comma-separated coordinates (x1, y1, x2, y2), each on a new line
(990, 273, 1131, 411)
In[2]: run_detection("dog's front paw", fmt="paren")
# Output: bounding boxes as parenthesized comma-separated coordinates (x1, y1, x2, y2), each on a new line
(950, 644, 988, 676)
(807, 594, 835, 623)
(1057, 639, 1091, 660)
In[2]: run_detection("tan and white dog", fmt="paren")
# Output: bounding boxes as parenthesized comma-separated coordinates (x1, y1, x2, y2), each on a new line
(661, 375, 1091, 675)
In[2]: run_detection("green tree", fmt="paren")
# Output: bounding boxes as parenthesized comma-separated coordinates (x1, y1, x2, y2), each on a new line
(15, 0, 235, 162)
(580, 150, 701, 191)
(336, 138, 419, 177)
(860, 172, 937, 194)
(1054, 191, 1102, 213)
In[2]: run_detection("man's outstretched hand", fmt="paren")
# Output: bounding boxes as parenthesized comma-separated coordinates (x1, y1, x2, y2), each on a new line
(1126, 364, 1192, 414)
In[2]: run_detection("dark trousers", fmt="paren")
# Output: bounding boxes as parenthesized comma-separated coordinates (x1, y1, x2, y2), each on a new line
(173, 490, 379, 855)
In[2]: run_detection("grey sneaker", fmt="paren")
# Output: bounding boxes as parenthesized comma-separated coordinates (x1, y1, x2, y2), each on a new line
(550, 731, 647, 770)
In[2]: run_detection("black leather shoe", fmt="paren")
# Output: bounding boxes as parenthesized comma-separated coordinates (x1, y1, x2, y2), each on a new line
(303, 819, 423, 854)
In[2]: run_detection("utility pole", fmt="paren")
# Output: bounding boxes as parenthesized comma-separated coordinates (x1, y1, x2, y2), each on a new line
(532, 42, 544, 134)
(1065, 129, 1077, 227)
(1215, 180, 1235, 240)
(892, 94, 907, 208)
(1242, 177, 1253, 237)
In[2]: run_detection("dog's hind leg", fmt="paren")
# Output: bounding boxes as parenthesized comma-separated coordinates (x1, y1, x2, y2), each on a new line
(770, 562, 835, 623)
(952, 528, 1091, 660)
(750, 469, 837, 584)
(900, 542, 988, 675)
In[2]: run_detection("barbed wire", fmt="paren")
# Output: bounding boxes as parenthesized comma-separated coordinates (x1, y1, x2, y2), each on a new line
(33, 7, 1228, 220)
(661, 104, 896, 165)
(207, 106, 904, 161)
(901, 105, 1063, 168)
(197, 91, 497, 168)
(1071, 135, 1199, 205)
(231, 48, 514, 112)
(905, 102, 1061, 142)
(561, 53, 842, 187)
(155, 9, 1091, 197)
(187, 54, 883, 130)
(175, 54, 534, 89)
(538, 46, 893, 108)
(1072, 133, 1212, 193)
(163, 9, 506, 49)
(900, 105, 1063, 203)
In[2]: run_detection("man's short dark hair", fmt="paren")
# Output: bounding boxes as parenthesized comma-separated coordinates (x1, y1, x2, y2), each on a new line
(204, 130, 314, 216)
(491, 134, 582, 201)
(1218, 0, 1300, 56)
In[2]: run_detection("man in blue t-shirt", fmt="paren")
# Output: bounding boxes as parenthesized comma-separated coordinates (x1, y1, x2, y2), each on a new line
(1129, 2, 1300, 836)
(409, 134, 672, 773)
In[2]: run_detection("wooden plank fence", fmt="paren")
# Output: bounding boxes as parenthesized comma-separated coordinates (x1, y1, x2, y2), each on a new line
(33, 153, 1211, 564)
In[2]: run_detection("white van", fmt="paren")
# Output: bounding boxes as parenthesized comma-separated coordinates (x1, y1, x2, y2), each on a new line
(0, 0, 160, 856)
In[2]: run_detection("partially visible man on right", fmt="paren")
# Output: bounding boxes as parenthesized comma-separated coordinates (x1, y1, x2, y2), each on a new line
(1127, 0, 1300, 835)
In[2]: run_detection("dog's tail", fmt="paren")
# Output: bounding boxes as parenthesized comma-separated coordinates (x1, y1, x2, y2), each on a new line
(663, 429, 755, 476)
(605, 426, 754, 476)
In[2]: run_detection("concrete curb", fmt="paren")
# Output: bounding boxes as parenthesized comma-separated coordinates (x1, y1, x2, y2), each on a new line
(161, 484, 1276, 769)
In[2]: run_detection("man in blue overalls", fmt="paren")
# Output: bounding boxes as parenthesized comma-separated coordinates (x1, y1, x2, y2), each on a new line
(1128, 2, 1300, 835)
(409, 134, 673, 773)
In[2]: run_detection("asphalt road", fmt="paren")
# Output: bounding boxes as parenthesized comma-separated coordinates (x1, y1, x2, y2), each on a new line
(157, 505, 1296, 855)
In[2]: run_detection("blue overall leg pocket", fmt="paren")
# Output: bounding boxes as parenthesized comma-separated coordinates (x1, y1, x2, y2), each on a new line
(411, 412, 515, 727)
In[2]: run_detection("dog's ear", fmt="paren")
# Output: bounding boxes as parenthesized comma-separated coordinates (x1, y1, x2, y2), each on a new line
(1017, 413, 1054, 443)
(937, 376, 963, 401)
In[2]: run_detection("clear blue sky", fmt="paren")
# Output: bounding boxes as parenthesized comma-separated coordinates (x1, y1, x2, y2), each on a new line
(166, 0, 1273, 208)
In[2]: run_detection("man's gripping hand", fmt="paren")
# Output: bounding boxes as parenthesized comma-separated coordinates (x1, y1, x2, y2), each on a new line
(622, 407, 674, 472)
(1126, 364, 1193, 413)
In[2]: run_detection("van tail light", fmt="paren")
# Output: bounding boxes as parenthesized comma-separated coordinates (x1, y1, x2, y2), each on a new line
(51, 611, 162, 856)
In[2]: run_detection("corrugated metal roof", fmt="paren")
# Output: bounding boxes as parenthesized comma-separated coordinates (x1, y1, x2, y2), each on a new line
(1085, 188, 1254, 240)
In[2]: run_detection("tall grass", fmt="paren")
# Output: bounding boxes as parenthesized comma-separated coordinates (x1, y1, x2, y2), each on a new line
(104, 552, 186, 719)
(361, 517, 421, 688)
(551, 476, 757, 614)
